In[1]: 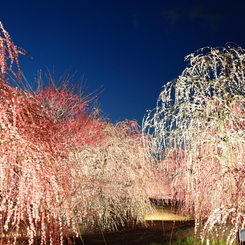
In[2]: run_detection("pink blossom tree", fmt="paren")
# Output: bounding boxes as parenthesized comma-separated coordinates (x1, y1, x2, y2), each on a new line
(143, 43, 245, 244)
(33, 74, 156, 232)
(0, 22, 156, 244)
(0, 22, 94, 244)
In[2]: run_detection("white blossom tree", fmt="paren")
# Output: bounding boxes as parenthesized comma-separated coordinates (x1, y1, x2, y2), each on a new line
(143, 43, 245, 244)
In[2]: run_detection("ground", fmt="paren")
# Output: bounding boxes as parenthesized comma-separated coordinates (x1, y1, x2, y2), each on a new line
(74, 220, 196, 245)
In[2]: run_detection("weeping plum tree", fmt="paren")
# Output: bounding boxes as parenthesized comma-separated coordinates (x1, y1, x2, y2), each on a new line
(68, 119, 156, 232)
(0, 22, 97, 245)
(34, 75, 156, 233)
(0, 22, 156, 244)
(143, 43, 245, 244)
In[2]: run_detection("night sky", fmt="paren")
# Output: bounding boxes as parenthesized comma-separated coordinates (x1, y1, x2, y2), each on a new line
(1, 0, 245, 124)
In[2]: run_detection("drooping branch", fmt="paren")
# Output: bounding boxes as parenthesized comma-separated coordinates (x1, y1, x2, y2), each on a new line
(143, 43, 245, 244)
(0, 22, 31, 81)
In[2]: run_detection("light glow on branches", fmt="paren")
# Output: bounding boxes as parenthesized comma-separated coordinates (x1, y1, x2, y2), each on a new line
(143, 43, 245, 244)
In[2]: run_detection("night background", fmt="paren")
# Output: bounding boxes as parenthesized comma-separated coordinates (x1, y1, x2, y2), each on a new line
(1, 0, 245, 124)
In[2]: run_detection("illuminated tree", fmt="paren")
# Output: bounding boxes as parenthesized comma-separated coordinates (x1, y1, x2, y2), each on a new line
(67, 119, 156, 232)
(0, 23, 90, 243)
(143, 43, 245, 244)
(34, 77, 156, 232)
(33, 72, 156, 232)
(0, 22, 156, 244)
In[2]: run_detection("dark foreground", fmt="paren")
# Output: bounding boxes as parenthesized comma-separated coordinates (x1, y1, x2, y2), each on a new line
(74, 220, 196, 245)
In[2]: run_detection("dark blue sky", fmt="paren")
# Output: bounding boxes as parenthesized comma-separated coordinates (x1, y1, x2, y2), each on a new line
(1, 0, 245, 124)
